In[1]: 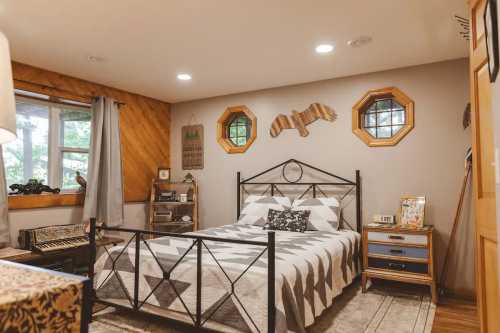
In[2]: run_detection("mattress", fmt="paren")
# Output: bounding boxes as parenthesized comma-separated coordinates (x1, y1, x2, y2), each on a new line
(93, 224, 360, 333)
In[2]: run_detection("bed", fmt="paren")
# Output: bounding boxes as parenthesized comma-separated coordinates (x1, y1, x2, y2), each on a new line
(88, 159, 362, 333)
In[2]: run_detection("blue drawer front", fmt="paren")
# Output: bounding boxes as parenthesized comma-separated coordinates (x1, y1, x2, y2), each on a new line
(368, 244, 428, 259)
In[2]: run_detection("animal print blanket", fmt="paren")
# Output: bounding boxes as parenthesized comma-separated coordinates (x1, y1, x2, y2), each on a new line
(93, 224, 360, 333)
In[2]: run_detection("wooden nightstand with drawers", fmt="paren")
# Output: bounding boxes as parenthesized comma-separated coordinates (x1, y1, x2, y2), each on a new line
(361, 225, 437, 303)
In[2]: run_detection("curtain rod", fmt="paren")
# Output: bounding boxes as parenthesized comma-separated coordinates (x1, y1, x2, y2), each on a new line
(13, 78, 127, 106)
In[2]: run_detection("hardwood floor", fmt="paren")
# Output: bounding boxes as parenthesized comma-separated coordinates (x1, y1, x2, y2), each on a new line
(432, 296, 480, 333)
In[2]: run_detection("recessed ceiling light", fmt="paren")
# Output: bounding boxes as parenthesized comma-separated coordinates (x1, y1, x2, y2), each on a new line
(315, 44, 334, 54)
(347, 36, 372, 48)
(177, 73, 192, 81)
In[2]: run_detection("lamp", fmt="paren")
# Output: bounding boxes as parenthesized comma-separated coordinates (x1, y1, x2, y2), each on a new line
(0, 31, 16, 144)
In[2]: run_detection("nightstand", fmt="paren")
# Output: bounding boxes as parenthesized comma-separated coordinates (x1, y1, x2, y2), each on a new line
(361, 225, 437, 303)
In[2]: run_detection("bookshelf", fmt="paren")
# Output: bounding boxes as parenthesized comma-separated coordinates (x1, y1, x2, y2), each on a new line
(147, 179, 199, 236)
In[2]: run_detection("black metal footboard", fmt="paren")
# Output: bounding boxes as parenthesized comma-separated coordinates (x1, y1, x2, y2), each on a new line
(88, 218, 276, 333)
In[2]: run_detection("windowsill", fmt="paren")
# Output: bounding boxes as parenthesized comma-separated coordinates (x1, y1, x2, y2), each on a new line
(8, 192, 84, 210)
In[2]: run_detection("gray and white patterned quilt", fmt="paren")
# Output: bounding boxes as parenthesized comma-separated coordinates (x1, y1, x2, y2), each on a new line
(94, 224, 360, 333)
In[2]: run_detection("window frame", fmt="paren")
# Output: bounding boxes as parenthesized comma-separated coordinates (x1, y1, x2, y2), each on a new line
(352, 87, 414, 147)
(6, 94, 91, 209)
(217, 105, 257, 153)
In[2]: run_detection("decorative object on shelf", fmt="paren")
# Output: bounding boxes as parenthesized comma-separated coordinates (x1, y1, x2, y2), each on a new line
(398, 196, 426, 228)
(186, 187, 194, 201)
(183, 172, 194, 183)
(217, 105, 257, 154)
(484, 0, 499, 82)
(352, 87, 414, 147)
(462, 103, 471, 129)
(157, 167, 170, 181)
(179, 193, 188, 203)
(270, 103, 337, 138)
(9, 179, 61, 195)
(182, 124, 204, 170)
(75, 171, 87, 192)
(181, 215, 192, 222)
(157, 190, 176, 202)
(372, 214, 395, 224)
(362, 225, 437, 303)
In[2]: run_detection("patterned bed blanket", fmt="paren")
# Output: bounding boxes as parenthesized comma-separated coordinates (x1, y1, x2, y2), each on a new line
(94, 224, 360, 333)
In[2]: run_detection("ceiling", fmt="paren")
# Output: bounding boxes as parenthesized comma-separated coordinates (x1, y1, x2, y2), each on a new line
(0, 0, 468, 103)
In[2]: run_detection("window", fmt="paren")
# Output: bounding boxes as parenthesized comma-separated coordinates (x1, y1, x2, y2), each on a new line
(352, 87, 414, 147)
(216, 105, 257, 153)
(363, 98, 405, 139)
(227, 114, 250, 147)
(2, 95, 91, 192)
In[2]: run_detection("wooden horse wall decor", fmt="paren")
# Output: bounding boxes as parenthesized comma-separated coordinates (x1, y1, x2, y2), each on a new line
(270, 103, 337, 137)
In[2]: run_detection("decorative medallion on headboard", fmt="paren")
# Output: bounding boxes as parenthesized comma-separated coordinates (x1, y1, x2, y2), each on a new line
(182, 125, 204, 170)
(270, 103, 337, 137)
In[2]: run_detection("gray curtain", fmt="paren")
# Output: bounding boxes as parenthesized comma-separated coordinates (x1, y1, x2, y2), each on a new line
(83, 97, 124, 226)
(0, 148, 10, 247)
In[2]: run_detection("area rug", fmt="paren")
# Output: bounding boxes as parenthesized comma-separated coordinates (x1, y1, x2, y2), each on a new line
(90, 281, 436, 333)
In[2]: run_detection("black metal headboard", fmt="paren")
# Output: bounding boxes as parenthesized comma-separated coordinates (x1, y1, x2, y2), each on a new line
(236, 159, 362, 233)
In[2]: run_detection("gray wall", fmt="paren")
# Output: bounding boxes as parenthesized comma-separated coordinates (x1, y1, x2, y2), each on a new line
(171, 58, 474, 294)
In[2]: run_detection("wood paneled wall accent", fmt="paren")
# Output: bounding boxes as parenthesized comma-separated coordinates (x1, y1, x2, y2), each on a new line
(11, 62, 170, 203)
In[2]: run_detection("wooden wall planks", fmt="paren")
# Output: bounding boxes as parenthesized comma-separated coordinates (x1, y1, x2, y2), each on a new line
(11, 62, 170, 203)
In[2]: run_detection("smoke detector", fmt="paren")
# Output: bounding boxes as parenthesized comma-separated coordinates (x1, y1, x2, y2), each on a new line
(347, 36, 373, 48)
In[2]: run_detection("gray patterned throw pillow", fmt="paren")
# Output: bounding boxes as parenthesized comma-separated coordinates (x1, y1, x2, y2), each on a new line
(237, 195, 291, 226)
(267, 208, 310, 233)
(291, 197, 340, 231)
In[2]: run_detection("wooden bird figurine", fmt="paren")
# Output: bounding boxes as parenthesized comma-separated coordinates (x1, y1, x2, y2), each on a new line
(75, 171, 87, 190)
(270, 103, 337, 137)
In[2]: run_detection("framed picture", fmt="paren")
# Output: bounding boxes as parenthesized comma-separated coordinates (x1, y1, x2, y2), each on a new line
(157, 167, 170, 181)
(398, 196, 426, 228)
(484, 0, 499, 82)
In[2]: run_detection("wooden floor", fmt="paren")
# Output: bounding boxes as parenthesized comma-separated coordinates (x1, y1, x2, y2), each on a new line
(432, 296, 480, 333)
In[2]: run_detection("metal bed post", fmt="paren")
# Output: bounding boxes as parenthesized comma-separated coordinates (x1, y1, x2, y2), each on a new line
(87, 218, 97, 325)
(355, 170, 362, 233)
(237, 171, 241, 220)
(88, 218, 96, 287)
(196, 238, 202, 328)
(268, 231, 276, 333)
(134, 231, 141, 310)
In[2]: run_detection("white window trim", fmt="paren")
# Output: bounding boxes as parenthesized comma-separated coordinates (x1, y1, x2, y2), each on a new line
(14, 95, 90, 192)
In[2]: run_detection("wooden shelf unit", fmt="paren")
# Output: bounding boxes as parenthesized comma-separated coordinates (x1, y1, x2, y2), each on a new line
(148, 179, 199, 235)
(361, 225, 437, 303)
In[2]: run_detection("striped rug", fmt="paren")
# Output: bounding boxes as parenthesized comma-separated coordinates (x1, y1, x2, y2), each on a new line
(90, 281, 436, 333)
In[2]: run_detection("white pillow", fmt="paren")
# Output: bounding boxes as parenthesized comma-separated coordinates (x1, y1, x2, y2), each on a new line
(291, 197, 340, 231)
(237, 195, 291, 226)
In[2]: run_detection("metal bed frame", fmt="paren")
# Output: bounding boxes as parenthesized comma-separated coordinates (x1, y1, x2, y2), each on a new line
(87, 159, 361, 332)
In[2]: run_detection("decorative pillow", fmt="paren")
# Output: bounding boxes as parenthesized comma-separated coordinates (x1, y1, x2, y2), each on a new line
(291, 197, 340, 231)
(267, 209, 310, 232)
(237, 195, 291, 226)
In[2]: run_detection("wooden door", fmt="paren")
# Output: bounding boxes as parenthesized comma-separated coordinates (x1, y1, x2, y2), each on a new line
(469, 1, 500, 332)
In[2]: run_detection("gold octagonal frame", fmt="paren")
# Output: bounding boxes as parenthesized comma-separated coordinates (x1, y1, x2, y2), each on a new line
(217, 105, 257, 153)
(352, 87, 414, 147)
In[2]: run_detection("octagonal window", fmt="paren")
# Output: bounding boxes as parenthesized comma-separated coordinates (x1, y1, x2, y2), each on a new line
(363, 98, 406, 139)
(227, 113, 251, 147)
(217, 105, 257, 153)
(352, 87, 414, 147)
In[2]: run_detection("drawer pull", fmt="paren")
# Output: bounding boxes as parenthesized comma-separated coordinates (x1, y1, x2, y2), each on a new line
(389, 249, 404, 254)
(388, 263, 406, 270)
(388, 235, 405, 240)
